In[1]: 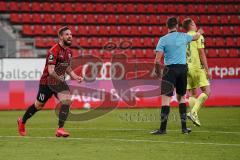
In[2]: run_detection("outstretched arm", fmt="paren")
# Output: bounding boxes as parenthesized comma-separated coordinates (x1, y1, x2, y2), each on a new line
(66, 66, 83, 83)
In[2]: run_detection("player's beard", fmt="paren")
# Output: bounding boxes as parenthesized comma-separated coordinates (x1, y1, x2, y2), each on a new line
(63, 39, 72, 46)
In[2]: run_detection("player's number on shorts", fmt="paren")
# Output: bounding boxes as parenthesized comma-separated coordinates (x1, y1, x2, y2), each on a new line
(187, 44, 191, 63)
(39, 93, 45, 101)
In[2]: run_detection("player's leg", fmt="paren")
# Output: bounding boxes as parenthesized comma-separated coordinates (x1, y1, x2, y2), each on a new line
(190, 70, 210, 126)
(187, 69, 198, 109)
(55, 88, 71, 137)
(176, 65, 191, 134)
(151, 66, 174, 135)
(188, 89, 197, 109)
(192, 85, 210, 114)
(17, 85, 51, 136)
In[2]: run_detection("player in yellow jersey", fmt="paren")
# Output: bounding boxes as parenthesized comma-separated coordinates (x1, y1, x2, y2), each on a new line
(182, 18, 211, 126)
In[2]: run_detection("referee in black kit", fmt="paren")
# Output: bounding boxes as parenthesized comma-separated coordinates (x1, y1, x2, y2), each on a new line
(151, 17, 204, 134)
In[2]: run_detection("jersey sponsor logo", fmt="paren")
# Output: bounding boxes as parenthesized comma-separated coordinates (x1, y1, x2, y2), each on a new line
(48, 54, 54, 62)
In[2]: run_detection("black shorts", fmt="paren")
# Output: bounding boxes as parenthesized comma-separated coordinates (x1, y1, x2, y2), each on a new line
(36, 82, 70, 103)
(161, 64, 187, 97)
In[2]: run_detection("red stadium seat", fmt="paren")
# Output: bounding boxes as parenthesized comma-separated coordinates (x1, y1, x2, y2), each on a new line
(220, 15, 229, 24)
(0, 2, 7, 11)
(118, 15, 128, 24)
(107, 14, 117, 24)
(76, 14, 85, 23)
(75, 3, 85, 12)
(209, 16, 219, 24)
(237, 38, 240, 47)
(52, 3, 62, 12)
(77, 26, 89, 35)
(228, 49, 238, 58)
(8, 2, 19, 11)
(42, 2, 52, 12)
(20, 2, 31, 11)
(85, 3, 95, 12)
(128, 15, 138, 24)
(166, 4, 176, 12)
(138, 15, 148, 24)
(126, 4, 135, 13)
(65, 14, 75, 24)
(45, 25, 55, 35)
(217, 5, 227, 13)
(88, 26, 98, 35)
(215, 37, 225, 47)
(145, 49, 155, 58)
(136, 4, 146, 13)
(156, 4, 166, 13)
(32, 14, 42, 23)
(54, 14, 64, 23)
(207, 49, 218, 57)
(31, 2, 41, 12)
(196, 5, 206, 13)
(187, 4, 195, 13)
(226, 37, 235, 47)
(95, 3, 105, 12)
(218, 49, 228, 57)
(130, 26, 140, 35)
(42, 14, 53, 23)
(199, 16, 209, 24)
(177, 4, 186, 13)
(203, 27, 212, 36)
(145, 4, 155, 13)
(233, 27, 240, 35)
(63, 3, 73, 12)
(229, 15, 240, 24)
(22, 14, 32, 23)
(212, 26, 221, 35)
(33, 25, 44, 35)
(105, 3, 115, 13)
(222, 26, 233, 35)
(205, 37, 215, 47)
(10, 14, 21, 23)
(22, 25, 33, 35)
(206, 5, 217, 13)
(139, 26, 150, 35)
(115, 3, 125, 13)
(85, 14, 97, 23)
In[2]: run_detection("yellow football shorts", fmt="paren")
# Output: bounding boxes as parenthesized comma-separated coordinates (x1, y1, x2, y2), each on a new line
(187, 68, 210, 90)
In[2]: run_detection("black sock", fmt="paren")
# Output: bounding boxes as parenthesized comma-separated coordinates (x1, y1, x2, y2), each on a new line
(22, 104, 38, 124)
(179, 103, 187, 130)
(58, 104, 70, 128)
(160, 105, 170, 131)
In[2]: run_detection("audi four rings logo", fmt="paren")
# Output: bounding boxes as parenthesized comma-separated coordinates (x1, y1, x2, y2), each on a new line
(82, 62, 125, 80)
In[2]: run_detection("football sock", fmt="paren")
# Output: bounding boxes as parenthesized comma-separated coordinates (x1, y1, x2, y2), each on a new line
(188, 96, 196, 110)
(192, 93, 208, 114)
(22, 104, 39, 124)
(179, 103, 187, 130)
(58, 104, 70, 128)
(160, 105, 170, 131)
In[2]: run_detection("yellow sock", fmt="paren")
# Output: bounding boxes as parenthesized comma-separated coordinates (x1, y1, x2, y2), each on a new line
(192, 93, 208, 113)
(188, 97, 196, 110)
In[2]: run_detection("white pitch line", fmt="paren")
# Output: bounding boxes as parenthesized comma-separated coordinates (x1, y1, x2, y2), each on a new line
(0, 135, 239, 147)
(2, 127, 240, 135)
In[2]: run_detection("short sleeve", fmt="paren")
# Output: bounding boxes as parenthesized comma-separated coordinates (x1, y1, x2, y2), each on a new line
(47, 49, 58, 65)
(155, 38, 164, 53)
(184, 33, 193, 43)
(197, 35, 205, 49)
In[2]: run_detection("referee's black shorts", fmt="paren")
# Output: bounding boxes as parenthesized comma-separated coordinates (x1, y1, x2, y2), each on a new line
(36, 82, 70, 103)
(161, 64, 187, 97)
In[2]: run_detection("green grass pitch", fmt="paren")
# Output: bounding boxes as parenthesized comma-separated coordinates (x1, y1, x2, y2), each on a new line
(0, 107, 240, 160)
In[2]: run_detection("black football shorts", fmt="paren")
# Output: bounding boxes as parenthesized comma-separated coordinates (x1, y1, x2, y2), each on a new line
(36, 82, 70, 103)
(161, 64, 187, 97)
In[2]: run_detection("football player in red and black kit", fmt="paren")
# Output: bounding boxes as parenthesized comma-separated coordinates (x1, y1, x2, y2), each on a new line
(17, 26, 82, 137)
